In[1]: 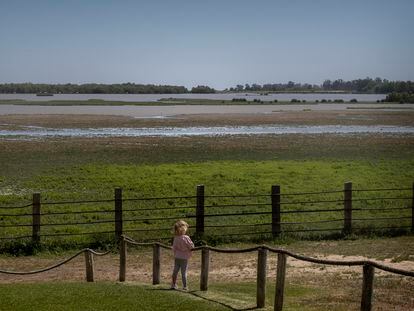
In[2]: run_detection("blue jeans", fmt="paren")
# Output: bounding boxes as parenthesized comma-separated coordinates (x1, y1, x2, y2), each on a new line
(172, 258, 188, 288)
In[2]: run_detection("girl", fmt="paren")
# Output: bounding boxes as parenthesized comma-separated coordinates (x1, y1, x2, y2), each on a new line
(171, 220, 194, 290)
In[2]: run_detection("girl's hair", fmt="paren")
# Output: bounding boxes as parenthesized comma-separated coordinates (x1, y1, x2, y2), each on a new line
(173, 220, 189, 236)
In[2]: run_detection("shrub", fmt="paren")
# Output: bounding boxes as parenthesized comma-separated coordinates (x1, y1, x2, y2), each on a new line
(350, 98, 358, 103)
(385, 92, 414, 103)
(232, 98, 247, 102)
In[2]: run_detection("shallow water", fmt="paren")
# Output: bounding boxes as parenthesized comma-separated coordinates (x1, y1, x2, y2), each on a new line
(1, 125, 413, 139)
(0, 103, 413, 117)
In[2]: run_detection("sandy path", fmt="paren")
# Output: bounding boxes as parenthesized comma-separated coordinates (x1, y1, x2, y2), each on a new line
(1, 249, 413, 284)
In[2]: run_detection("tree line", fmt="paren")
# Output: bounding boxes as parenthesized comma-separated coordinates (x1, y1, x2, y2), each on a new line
(0, 83, 215, 94)
(0, 78, 413, 94)
(226, 78, 414, 94)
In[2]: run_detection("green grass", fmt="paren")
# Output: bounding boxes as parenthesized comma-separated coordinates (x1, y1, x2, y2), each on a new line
(0, 281, 354, 311)
(1, 159, 412, 250)
(0, 282, 229, 311)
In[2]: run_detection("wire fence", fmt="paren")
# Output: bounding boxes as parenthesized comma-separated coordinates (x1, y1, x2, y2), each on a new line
(0, 182, 412, 246)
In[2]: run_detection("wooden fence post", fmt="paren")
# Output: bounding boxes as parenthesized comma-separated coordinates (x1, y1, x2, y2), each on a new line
(115, 188, 123, 241)
(274, 253, 287, 311)
(272, 185, 281, 237)
(153, 243, 161, 285)
(84, 250, 94, 282)
(257, 248, 268, 308)
(200, 247, 210, 291)
(361, 264, 375, 311)
(411, 182, 414, 233)
(32, 193, 41, 244)
(196, 185, 205, 236)
(344, 182, 352, 235)
(119, 236, 127, 282)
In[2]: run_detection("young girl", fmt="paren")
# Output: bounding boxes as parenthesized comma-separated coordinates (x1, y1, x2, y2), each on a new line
(171, 220, 194, 290)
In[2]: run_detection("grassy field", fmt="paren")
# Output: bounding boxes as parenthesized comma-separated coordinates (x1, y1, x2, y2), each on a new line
(0, 112, 413, 249)
(1, 155, 412, 249)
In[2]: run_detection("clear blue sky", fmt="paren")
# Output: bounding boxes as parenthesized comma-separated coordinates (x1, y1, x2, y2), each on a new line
(1, 0, 413, 89)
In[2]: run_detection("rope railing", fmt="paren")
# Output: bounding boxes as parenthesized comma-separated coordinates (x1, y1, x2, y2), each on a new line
(121, 235, 414, 277)
(0, 248, 109, 277)
(120, 235, 414, 310)
(0, 232, 412, 310)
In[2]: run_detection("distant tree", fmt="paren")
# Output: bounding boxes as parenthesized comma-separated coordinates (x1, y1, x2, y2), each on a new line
(190, 85, 216, 93)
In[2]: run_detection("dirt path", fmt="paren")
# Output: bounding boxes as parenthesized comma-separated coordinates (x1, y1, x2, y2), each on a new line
(1, 245, 413, 284)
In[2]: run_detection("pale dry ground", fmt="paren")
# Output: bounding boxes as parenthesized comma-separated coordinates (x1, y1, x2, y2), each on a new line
(1, 237, 413, 310)
(0, 110, 414, 128)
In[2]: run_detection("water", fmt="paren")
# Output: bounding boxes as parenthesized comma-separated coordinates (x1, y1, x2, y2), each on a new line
(0, 103, 412, 117)
(1, 125, 413, 139)
(0, 93, 386, 102)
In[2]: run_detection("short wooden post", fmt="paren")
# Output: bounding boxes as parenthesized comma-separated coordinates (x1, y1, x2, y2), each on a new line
(271, 185, 281, 237)
(344, 182, 352, 235)
(256, 248, 268, 308)
(32, 193, 41, 244)
(411, 182, 414, 233)
(200, 247, 210, 291)
(153, 243, 161, 285)
(274, 253, 287, 311)
(84, 250, 95, 282)
(361, 264, 375, 311)
(115, 188, 123, 241)
(196, 185, 205, 236)
(119, 236, 127, 282)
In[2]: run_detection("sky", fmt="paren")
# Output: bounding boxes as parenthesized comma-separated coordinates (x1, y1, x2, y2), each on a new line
(0, 0, 413, 89)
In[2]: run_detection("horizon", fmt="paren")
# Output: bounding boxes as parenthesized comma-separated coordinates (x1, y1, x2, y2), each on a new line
(1, 1, 413, 89)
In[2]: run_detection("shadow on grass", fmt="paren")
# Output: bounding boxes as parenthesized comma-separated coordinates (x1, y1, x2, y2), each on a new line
(149, 287, 259, 311)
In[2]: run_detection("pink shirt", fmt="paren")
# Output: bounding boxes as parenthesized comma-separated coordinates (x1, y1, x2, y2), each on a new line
(172, 235, 194, 259)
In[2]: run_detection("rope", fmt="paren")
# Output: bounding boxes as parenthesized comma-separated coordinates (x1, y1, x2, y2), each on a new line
(0, 248, 110, 275)
(0, 249, 85, 275)
(120, 235, 414, 277)
(86, 248, 111, 256)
